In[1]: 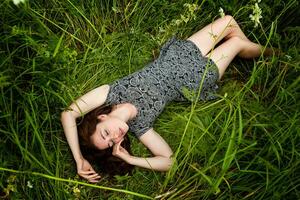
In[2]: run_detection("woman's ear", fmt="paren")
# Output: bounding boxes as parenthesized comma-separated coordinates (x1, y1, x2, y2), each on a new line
(97, 114, 107, 121)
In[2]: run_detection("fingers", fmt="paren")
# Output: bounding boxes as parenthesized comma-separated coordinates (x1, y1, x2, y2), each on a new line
(119, 146, 127, 153)
(112, 143, 118, 155)
(76, 158, 101, 183)
(79, 173, 101, 183)
(117, 138, 124, 145)
(89, 166, 97, 173)
(115, 138, 124, 149)
(89, 178, 101, 183)
(78, 169, 101, 183)
(86, 173, 101, 183)
(78, 169, 96, 175)
(112, 139, 122, 155)
(116, 139, 122, 148)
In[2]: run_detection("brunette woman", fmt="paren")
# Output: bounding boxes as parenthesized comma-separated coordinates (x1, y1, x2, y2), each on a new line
(61, 15, 274, 183)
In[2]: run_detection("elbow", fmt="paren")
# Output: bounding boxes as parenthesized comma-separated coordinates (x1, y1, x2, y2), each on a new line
(60, 111, 68, 127)
(61, 110, 75, 123)
(60, 110, 69, 122)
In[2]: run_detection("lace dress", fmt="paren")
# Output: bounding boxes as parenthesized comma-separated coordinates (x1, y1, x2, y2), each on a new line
(104, 37, 219, 137)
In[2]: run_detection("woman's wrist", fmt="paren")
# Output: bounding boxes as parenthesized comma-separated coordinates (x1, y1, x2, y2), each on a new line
(74, 154, 84, 163)
(123, 154, 133, 164)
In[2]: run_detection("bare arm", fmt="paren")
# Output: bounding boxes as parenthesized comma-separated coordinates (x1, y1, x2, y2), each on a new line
(113, 128, 174, 171)
(61, 84, 109, 181)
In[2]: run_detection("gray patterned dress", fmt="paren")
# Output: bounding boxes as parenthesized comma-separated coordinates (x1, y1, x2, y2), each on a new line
(104, 37, 219, 137)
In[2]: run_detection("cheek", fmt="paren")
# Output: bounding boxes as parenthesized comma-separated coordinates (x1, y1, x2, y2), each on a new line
(96, 140, 108, 150)
(91, 135, 107, 150)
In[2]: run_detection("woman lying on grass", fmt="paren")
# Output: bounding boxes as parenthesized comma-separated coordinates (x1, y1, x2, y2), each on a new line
(61, 15, 274, 183)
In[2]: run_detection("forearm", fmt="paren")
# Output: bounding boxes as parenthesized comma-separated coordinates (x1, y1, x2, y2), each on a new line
(127, 155, 173, 171)
(61, 111, 83, 162)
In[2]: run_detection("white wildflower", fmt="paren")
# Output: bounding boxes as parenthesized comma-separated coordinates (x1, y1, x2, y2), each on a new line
(170, 3, 199, 27)
(12, 0, 26, 5)
(285, 55, 292, 61)
(171, 19, 182, 26)
(129, 27, 135, 34)
(73, 186, 81, 198)
(112, 6, 121, 13)
(218, 7, 225, 18)
(249, 2, 262, 28)
(180, 14, 189, 23)
(184, 3, 198, 13)
(73, 187, 80, 194)
(158, 27, 165, 33)
(27, 181, 33, 189)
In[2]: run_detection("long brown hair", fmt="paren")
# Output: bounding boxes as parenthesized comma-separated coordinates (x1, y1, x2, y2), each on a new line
(77, 104, 133, 176)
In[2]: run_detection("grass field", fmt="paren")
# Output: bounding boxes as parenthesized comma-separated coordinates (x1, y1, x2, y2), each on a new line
(0, 0, 299, 199)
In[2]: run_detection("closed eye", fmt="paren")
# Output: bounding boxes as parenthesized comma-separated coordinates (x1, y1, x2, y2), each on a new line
(100, 131, 105, 140)
(105, 130, 113, 148)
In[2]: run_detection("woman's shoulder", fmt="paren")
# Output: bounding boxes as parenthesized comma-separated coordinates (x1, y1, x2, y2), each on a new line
(86, 84, 111, 105)
(94, 84, 110, 96)
(100, 84, 110, 91)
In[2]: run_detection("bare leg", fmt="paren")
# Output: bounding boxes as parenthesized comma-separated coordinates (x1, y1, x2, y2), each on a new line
(207, 36, 244, 79)
(207, 36, 273, 79)
(188, 15, 274, 79)
(187, 15, 249, 56)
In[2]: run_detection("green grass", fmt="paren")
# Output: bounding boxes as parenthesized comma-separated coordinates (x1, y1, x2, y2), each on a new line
(0, 0, 299, 199)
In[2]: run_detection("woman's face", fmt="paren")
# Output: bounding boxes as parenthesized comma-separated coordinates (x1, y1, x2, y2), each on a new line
(90, 114, 129, 150)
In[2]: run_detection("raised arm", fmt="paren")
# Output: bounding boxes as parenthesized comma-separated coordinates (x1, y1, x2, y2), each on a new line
(113, 128, 174, 171)
(61, 84, 110, 182)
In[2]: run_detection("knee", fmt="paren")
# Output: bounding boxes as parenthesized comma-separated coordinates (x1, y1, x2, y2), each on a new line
(230, 36, 243, 43)
(224, 15, 234, 21)
(230, 36, 246, 48)
(224, 15, 237, 25)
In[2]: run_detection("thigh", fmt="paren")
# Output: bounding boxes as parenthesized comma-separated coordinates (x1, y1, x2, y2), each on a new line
(187, 15, 236, 56)
(206, 37, 244, 79)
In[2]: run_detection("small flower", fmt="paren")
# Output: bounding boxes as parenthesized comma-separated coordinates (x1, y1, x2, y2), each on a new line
(130, 27, 135, 33)
(7, 175, 17, 183)
(112, 6, 121, 13)
(7, 184, 16, 192)
(285, 55, 292, 61)
(12, 0, 26, 5)
(27, 181, 33, 189)
(73, 186, 81, 198)
(171, 19, 182, 26)
(180, 14, 189, 23)
(158, 27, 165, 33)
(219, 7, 225, 18)
(184, 3, 198, 13)
(184, 3, 198, 20)
(249, 2, 262, 28)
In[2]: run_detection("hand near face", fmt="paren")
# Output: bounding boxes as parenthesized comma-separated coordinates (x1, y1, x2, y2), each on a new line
(76, 158, 101, 183)
(112, 139, 131, 163)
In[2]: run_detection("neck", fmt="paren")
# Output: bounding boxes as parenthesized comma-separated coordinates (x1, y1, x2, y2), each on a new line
(108, 103, 137, 122)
